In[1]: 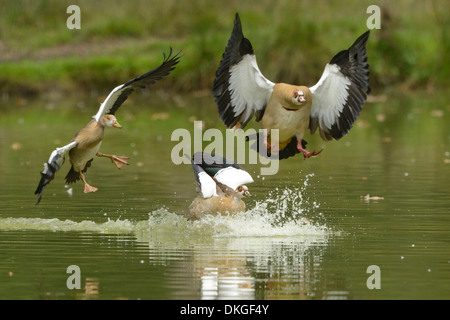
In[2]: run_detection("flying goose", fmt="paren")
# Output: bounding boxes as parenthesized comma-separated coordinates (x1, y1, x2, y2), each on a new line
(213, 13, 371, 160)
(187, 152, 254, 219)
(34, 49, 181, 204)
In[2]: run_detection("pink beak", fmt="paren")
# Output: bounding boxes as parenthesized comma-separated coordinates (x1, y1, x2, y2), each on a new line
(112, 120, 122, 129)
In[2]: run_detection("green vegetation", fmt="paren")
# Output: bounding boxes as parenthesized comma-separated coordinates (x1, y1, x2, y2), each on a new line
(0, 0, 448, 97)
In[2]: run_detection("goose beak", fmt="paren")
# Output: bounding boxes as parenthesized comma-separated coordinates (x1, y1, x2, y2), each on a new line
(293, 91, 306, 104)
(244, 190, 252, 198)
(113, 120, 122, 129)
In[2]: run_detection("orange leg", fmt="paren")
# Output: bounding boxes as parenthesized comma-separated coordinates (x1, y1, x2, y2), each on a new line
(79, 172, 98, 193)
(263, 136, 279, 153)
(96, 152, 129, 169)
(296, 140, 322, 158)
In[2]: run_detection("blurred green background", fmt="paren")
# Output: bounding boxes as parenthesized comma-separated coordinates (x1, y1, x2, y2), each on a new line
(0, 0, 448, 98)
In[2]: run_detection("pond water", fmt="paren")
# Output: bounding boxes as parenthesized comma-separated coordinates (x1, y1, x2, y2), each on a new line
(0, 89, 448, 300)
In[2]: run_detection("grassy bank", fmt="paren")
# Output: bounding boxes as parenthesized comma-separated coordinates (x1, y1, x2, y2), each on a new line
(0, 0, 448, 97)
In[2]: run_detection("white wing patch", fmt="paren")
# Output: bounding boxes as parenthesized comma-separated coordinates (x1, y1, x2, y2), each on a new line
(229, 55, 274, 120)
(214, 166, 254, 191)
(310, 64, 351, 130)
(198, 171, 218, 198)
(93, 84, 125, 122)
(47, 141, 78, 165)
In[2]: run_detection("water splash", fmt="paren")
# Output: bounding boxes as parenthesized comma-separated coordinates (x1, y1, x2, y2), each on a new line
(0, 173, 330, 238)
(137, 173, 329, 239)
(210, 173, 325, 236)
(251, 173, 322, 227)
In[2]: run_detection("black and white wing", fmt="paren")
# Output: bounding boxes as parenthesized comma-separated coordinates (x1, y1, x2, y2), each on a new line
(35, 141, 77, 204)
(213, 166, 254, 191)
(213, 13, 274, 129)
(93, 48, 181, 122)
(309, 31, 371, 141)
(191, 152, 254, 192)
(188, 154, 218, 199)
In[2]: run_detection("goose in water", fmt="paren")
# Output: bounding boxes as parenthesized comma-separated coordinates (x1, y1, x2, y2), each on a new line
(187, 152, 253, 219)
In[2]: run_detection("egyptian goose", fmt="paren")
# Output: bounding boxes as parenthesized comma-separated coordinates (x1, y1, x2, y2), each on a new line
(213, 13, 371, 160)
(187, 152, 254, 219)
(34, 49, 181, 204)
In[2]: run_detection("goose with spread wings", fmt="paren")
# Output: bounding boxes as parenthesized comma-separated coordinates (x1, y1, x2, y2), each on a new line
(34, 49, 181, 204)
(187, 152, 253, 220)
(213, 13, 371, 160)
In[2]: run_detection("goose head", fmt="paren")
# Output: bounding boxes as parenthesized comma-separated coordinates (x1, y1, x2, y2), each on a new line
(100, 114, 122, 129)
(292, 90, 307, 105)
(236, 185, 251, 198)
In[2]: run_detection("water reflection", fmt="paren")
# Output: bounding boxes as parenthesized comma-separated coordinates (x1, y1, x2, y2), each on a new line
(134, 196, 330, 299)
(75, 277, 100, 300)
(141, 234, 329, 300)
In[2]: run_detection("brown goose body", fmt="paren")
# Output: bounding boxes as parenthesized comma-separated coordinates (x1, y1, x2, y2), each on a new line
(66, 120, 104, 181)
(189, 197, 246, 220)
(261, 83, 312, 149)
(188, 180, 246, 220)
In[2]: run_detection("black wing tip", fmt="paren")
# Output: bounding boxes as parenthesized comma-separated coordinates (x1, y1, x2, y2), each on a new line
(120, 47, 182, 89)
(34, 160, 60, 204)
(107, 46, 182, 115)
(146, 47, 182, 79)
(233, 13, 243, 34)
(34, 182, 45, 205)
(328, 30, 371, 99)
(352, 31, 370, 57)
(351, 31, 371, 94)
(213, 12, 254, 128)
(35, 192, 43, 205)
(330, 30, 370, 64)
(219, 11, 254, 64)
(34, 181, 45, 196)
(356, 30, 371, 45)
(159, 47, 182, 75)
(162, 47, 183, 64)
(34, 172, 52, 205)
(232, 13, 253, 56)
